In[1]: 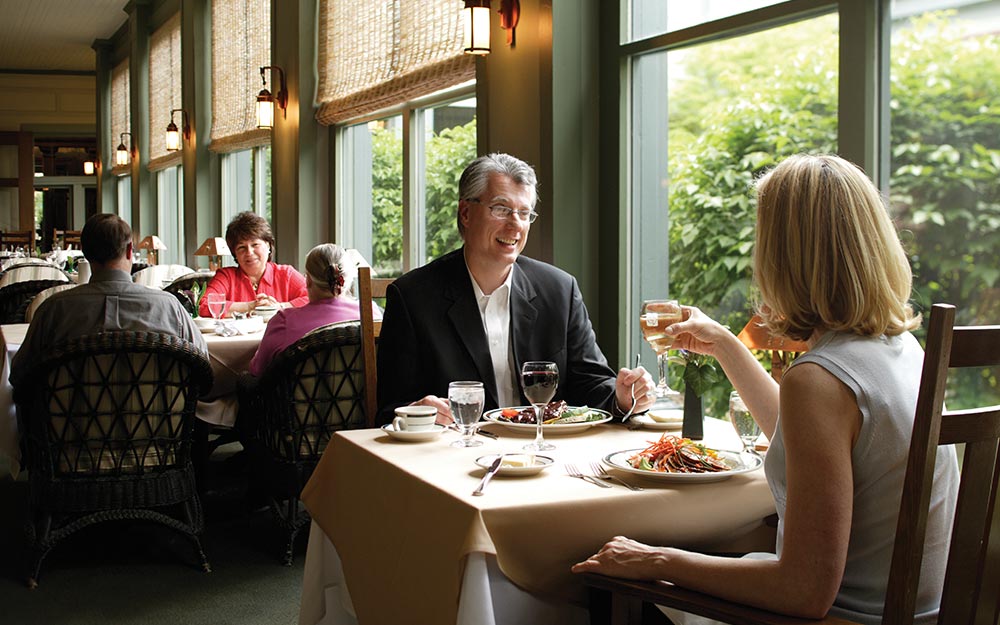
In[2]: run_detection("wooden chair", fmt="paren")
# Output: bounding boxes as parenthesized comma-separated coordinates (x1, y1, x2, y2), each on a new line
(357, 265, 392, 423)
(52, 229, 82, 249)
(14, 331, 214, 587)
(240, 322, 368, 564)
(583, 303, 1000, 625)
(0, 230, 33, 251)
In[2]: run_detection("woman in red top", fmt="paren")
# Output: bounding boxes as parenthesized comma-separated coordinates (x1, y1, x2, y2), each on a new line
(199, 212, 308, 317)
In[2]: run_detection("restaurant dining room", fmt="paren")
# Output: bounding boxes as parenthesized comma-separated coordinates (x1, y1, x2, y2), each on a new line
(1, 0, 999, 624)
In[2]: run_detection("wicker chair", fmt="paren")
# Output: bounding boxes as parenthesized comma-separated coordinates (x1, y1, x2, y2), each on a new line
(14, 331, 214, 587)
(0, 279, 72, 323)
(164, 271, 215, 316)
(240, 322, 370, 565)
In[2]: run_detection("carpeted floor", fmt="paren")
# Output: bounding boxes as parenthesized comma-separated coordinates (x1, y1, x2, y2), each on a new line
(0, 446, 307, 625)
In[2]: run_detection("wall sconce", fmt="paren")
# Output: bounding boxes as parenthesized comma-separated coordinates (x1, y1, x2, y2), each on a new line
(256, 65, 287, 130)
(165, 108, 190, 152)
(463, 0, 520, 55)
(115, 132, 132, 166)
(462, 0, 491, 55)
(137, 234, 167, 265)
(194, 236, 232, 271)
(83, 160, 95, 175)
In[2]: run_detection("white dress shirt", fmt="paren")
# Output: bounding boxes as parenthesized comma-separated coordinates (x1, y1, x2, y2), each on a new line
(467, 266, 516, 408)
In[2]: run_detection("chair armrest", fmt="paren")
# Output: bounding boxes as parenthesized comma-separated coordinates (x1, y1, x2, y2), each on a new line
(582, 573, 859, 625)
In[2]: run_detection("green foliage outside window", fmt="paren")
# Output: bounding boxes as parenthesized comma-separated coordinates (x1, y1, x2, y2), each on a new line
(667, 11, 999, 415)
(370, 118, 477, 276)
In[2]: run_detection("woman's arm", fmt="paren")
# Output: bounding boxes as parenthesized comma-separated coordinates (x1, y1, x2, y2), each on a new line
(667, 306, 779, 437)
(573, 363, 859, 619)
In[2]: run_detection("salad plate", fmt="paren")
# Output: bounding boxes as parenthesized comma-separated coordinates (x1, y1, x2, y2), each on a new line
(474, 454, 554, 477)
(483, 406, 612, 435)
(603, 448, 763, 483)
(380, 423, 447, 442)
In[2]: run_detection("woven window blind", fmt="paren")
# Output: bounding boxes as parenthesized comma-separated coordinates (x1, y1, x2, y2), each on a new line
(148, 13, 182, 171)
(210, 0, 271, 153)
(315, 0, 475, 125)
(110, 59, 131, 176)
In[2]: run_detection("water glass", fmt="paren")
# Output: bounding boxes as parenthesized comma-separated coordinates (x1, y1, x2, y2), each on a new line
(729, 391, 761, 455)
(449, 381, 485, 448)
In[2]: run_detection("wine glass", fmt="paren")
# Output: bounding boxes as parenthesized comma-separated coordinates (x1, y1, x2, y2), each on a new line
(521, 361, 558, 451)
(449, 381, 485, 448)
(206, 293, 227, 334)
(639, 299, 683, 408)
(729, 391, 761, 456)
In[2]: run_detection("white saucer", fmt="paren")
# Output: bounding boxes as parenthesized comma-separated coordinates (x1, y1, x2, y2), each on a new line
(475, 454, 554, 476)
(381, 423, 447, 442)
(194, 317, 216, 333)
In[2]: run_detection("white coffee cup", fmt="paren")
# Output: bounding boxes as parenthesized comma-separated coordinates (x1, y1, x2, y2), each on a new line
(393, 405, 437, 432)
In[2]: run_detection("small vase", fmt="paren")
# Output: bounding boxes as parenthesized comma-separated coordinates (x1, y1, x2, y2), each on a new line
(682, 386, 703, 440)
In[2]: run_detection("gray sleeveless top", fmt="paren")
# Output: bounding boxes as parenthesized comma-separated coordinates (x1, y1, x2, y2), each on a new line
(766, 331, 959, 624)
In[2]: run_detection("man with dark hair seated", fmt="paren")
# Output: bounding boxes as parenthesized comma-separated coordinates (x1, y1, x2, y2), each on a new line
(11, 214, 206, 387)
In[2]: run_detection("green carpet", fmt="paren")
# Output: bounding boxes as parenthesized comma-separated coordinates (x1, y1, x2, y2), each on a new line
(0, 449, 306, 625)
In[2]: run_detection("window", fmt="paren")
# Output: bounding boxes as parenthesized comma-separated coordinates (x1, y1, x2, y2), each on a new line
(336, 89, 476, 278)
(116, 175, 131, 222)
(221, 146, 271, 227)
(156, 166, 183, 265)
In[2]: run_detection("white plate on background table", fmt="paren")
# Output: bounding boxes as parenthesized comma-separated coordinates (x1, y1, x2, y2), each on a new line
(629, 414, 683, 430)
(603, 448, 763, 483)
(475, 454, 554, 477)
(380, 423, 447, 442)
(482, 407, 612, 435)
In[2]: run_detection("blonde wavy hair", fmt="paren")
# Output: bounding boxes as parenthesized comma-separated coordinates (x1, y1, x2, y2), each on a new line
(753, 154, 920, 341)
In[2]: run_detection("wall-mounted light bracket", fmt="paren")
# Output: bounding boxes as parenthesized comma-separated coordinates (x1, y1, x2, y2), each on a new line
(499, 0, 520, 47)
(115, 132, 133, 166)
(256, 65, 288, 129)
(165, 108, 191, 152)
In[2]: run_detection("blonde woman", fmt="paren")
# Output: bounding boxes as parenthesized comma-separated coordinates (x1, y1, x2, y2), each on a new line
(573, 155, 959, 624)
(249, 243, 381, 377)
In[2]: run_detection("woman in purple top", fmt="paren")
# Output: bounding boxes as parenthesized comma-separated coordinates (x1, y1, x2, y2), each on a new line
(248, 243, 382, 377)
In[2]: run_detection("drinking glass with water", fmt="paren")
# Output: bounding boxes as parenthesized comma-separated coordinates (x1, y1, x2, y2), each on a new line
(449, 381, 485, 448)
(729, 391, 761, 456)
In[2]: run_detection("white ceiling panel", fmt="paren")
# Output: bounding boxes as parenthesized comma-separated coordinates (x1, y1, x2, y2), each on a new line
(0, 1, 129, 72)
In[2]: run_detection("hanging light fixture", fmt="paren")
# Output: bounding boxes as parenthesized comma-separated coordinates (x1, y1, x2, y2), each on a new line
(165, 108, 190, 152)
(83, 160, 95, 175)
(115, 132, 132, 166)
(256, 65, 287, 130)
(462, 0, 491, 55)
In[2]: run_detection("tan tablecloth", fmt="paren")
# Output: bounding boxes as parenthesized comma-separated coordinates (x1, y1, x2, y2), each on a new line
(0, 323, 263, 473)
(301, 419, 776, 625)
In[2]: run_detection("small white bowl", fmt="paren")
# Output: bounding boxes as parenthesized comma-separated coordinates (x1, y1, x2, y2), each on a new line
(194, 317, 216, 333)
(255, 306, 278, 321)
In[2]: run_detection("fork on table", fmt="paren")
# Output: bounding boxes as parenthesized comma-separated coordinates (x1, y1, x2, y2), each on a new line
(590, 461, 643, 491)
(564, 463, 611, 488)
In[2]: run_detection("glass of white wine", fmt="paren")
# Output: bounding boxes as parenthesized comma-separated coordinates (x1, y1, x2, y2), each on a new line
(639, 299, 683, 406)
(729, 391, 761, 456)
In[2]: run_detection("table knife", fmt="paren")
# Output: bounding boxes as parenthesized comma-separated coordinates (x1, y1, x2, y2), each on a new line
(472, 455, 504, 496)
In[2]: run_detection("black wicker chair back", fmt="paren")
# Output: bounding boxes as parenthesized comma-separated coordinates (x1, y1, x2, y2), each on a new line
(0, 279, 73, 324)
(242, 321, 367, 564)
(164, 272, 214, 316)
(14, 331, 214, 587)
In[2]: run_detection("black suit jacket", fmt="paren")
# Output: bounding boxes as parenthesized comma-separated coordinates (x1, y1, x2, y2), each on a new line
(376, 248, 617, 425)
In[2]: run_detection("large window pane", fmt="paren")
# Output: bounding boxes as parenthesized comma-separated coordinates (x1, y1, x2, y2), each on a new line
(631, 12, 839, 414)
(117, 176, 131, 223)
(889, 2, 1000, 408)
(421, 98, 476, 264)
(629, 0, 786, 43)
(221, 146, 271, 229)
(156, 166, 183, 265)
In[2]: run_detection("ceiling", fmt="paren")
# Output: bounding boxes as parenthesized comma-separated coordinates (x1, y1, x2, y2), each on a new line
(0, 0, 129, 72)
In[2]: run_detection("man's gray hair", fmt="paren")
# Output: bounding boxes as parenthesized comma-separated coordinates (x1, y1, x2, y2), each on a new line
(457, 153, 538, 236)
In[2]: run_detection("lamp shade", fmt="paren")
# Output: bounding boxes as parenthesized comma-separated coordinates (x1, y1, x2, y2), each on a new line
(256, 89, 275, 129)
(137, 235, 168, 251)
(83, 161, 95, 175)
(463, 0, 491, 55)
(736, 315, 809, 352)
(165, 121, 181, 151)
(115, 142, 129, 166)
(194, 237, 231, 270)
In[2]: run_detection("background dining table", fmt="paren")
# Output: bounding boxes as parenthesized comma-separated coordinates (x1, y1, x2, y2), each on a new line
(298, 417, 777, 625)
(0, 322, 263, 476)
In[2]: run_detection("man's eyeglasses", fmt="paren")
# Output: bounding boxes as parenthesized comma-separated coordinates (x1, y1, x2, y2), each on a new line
(467, 199, 538, 224)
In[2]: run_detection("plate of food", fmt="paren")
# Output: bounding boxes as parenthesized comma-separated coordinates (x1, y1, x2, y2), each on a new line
(483, 401, 612, 434)
(603, 434, 763, 483)
(475, 454, 554, 477)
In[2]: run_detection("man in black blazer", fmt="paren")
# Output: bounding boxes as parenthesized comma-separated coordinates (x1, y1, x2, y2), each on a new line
(376, 153, 654, 425)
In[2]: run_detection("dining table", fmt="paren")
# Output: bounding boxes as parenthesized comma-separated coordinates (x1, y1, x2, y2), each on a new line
(298, 417, 777, 625)
(0, 321, 264, 476)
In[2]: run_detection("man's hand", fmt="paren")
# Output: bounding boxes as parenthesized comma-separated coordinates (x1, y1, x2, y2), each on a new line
(410, 395, 453, 425)
(615, 366, 655, 415)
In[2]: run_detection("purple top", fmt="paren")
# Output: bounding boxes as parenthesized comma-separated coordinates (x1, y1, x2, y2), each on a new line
(249, 296, 382, 377)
